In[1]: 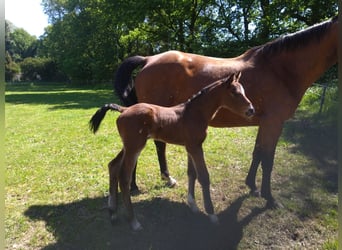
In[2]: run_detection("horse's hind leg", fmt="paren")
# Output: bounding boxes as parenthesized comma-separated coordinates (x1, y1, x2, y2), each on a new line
(108, 149, 124, 224)
(154, 140, 177, 187)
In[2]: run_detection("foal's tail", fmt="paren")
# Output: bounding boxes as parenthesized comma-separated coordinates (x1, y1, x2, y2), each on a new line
(89, 103, 125, 134)
(114, 55, 147, 106)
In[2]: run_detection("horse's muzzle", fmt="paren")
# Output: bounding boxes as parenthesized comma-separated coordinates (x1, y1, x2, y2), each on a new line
(245, 106, 255, 117)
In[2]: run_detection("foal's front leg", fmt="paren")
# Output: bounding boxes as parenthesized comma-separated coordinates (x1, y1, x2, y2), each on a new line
(187, 146, 218, 224)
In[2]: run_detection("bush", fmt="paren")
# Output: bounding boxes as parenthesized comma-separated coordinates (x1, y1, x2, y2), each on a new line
(20, 57, 67, 82)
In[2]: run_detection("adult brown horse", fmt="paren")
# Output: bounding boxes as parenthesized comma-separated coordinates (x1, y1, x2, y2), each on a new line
(114, 16, 338, 208)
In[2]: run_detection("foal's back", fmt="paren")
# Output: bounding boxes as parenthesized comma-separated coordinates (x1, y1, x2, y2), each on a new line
(116, 102, 188, 145)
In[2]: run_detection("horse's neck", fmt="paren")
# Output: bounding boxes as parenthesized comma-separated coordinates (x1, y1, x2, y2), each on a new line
(184, 85, 223, 122)
(272, 23, 336, 99)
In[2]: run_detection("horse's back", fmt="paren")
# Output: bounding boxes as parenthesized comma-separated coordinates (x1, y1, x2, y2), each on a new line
(135, 51, 238, 106)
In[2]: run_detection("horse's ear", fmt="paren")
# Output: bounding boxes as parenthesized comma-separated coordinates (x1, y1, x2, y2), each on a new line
(223, 74, 234, 87)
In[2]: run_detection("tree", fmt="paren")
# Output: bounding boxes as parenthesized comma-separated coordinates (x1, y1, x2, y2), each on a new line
(5, 51, 21, 82)
(6, 26, 37, 62)
(40, 0, 338, 83)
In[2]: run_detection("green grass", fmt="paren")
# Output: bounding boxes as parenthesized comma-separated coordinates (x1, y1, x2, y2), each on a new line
(5, 82, 337, 249)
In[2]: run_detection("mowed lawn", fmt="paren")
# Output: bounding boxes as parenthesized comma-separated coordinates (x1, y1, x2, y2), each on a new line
(5, 82, 337, 249)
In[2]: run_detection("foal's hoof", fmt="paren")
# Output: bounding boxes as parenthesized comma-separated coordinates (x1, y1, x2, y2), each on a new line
(187, 194, 200, 213)
(162, 174, 177, 188)
(208, 214, 219, 225)
(109, 211, 118, 225)
(131, 219, 143, 231)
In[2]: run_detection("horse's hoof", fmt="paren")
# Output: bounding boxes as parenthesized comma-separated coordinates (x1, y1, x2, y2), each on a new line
(208, 214, 219, 225)
(266, 199, 283, 209)
(130, 187, 141, 196)
(250, 189, 261, 197)
(167, 176, 177, 187)
(162, 174, 177, 188)
(130, 184, 140, 195)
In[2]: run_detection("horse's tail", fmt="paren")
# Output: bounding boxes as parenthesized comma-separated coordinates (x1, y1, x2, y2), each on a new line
(89, 103, 125, 134)
(114, 55, 147, 106)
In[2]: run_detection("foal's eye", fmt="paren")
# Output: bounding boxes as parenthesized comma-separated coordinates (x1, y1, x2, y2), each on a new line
(231, 88, 240, 97)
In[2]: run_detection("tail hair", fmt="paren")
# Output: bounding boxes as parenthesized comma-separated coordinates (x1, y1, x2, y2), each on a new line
(113, 55, 146, 106)
(89, 103, 124, 134)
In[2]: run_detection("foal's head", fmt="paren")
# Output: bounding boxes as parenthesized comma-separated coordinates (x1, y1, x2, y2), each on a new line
(221, 72, 255, 118)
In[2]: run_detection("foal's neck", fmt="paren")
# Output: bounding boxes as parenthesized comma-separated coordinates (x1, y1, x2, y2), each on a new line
(184, 83, 224, 123)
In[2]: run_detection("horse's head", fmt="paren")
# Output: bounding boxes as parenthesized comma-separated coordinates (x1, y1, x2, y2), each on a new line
(222, 72, 255, 118)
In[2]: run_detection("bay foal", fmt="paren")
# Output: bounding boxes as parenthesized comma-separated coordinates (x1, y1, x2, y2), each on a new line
(90, 73, 254, 230)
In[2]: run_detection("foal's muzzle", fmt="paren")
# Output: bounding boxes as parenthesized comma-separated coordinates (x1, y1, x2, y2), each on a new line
(245, 105, 255, 117)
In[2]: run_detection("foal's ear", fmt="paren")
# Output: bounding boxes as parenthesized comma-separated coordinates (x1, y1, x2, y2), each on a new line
(233, 71, 242, 81)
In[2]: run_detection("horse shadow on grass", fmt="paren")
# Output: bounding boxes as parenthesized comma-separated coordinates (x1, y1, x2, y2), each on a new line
(5, 83, 115, 110)
(24, 194, 266, 250)
(282, 111, 338, 193)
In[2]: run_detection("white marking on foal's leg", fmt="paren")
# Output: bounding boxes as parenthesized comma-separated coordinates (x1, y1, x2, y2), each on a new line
(108, 195, 118, 223)
(108, 195, 114, 210)
(187, 194, 200, 213)
(131, 217, 143, 231)
(208, 214, 219, 225)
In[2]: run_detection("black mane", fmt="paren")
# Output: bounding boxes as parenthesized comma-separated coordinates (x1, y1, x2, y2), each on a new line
(249, 16, 337, 56)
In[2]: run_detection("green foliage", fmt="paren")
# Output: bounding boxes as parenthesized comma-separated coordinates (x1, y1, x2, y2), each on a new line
(5, 51, 21, 82)
(20, 57, 66, 82)
(5, 20, 62, 83)
(6, 25, 37, 62)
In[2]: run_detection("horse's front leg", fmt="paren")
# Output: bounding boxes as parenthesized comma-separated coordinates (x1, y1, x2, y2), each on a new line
(154, 140, 177, 187)
(108, 149, 124, 224)
(186, 154, 199, 213)
(187, 145, 218, 224)
(246, 121, 283, 208)
(245, 129, 262, 196)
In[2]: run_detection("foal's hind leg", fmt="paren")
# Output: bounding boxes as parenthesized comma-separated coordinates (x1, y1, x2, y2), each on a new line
(187, 146, 218, 224)
(186, 154, 199, 213)
(120, 149, 143, 231)
(108, 149, 124, 224)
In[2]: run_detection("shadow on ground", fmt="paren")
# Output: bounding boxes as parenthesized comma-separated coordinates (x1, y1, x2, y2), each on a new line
(5, 83, 115, 110)
(24, 195, 266, 250)
(282, 111, 338, 193)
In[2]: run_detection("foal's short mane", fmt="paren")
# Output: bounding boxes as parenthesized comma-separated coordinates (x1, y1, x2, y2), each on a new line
(247, 16, 337, 56)
(184, 76, 231, 105)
